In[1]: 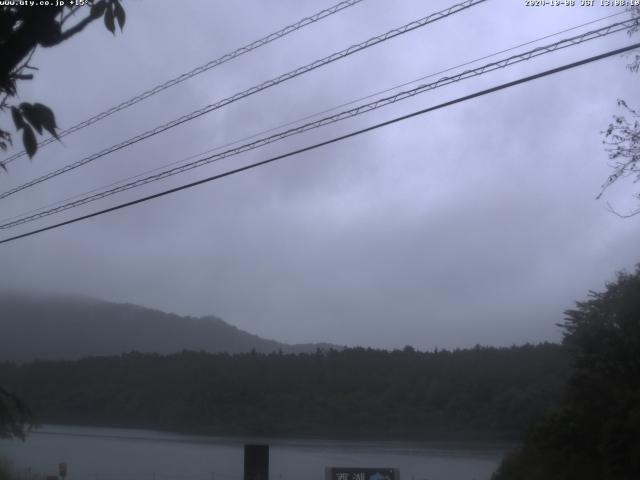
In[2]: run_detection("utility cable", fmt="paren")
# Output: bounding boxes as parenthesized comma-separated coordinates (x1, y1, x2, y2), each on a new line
(0, 17, 635, 230)
(0, 0, 365, 167)
(0, 10, 624, 226)
(2, 9, 623, 226)
(0, 0, 488, 201)
(1, 42, 638, 245)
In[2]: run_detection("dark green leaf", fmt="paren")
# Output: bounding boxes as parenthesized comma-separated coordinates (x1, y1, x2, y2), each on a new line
(90, 1, 106, 19)
(22, 124, 37, 159)
(104, 4, 115, 34)
(113, 0, 125, 30)
(19, 103, 42, 135)
(18, 103, 59, 139)
(32, 103, 58, 139)
(11, 107, 24, 130)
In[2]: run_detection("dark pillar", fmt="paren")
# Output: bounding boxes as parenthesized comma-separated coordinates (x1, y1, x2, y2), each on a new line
(244, 444, 269, 480)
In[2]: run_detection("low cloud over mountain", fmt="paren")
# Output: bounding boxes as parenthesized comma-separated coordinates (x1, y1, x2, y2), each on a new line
(0, 293, 339, 362)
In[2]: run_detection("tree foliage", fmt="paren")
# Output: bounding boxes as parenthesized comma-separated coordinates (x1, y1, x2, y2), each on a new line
(0, 386, 31, 440)
(493, 265, 640, 480)
(600, 8, 640, 216)
(0, 343, 568, 440)
(0, 0, 125, 168)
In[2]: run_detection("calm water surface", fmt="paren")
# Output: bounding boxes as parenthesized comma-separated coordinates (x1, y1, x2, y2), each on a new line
(0, 426, 509, 480)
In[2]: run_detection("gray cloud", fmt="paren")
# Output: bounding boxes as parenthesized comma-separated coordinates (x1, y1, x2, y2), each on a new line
(1, 0, 638, 350)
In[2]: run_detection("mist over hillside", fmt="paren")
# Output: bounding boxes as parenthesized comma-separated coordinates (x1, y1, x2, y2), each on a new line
(0, 293, 339, 362)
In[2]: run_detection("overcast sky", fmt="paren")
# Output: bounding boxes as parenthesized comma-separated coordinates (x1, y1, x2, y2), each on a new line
(1, 0, 638, 350)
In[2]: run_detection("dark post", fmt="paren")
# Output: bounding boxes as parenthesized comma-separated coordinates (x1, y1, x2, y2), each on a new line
(244, 444, 269, 480)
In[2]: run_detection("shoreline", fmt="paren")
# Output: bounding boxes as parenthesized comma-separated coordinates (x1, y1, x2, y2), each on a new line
(26, 423, 516, 452)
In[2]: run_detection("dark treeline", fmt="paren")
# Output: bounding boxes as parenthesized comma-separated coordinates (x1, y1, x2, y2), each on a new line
(0, 343, 567, 440)
(493, 266, 640, 480)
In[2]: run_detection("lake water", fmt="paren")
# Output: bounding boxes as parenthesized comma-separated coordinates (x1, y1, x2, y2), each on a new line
(0, 426, 509, 480)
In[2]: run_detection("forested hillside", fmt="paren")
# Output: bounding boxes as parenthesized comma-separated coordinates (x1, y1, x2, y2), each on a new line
(0, 293, 336, 361)
(0, 344, 568, 440)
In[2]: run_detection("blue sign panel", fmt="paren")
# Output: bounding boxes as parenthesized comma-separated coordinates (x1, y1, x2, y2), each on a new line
(325, 467, 399, 480)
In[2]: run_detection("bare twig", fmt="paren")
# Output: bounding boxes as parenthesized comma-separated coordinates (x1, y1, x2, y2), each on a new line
(605, 201, 640, 218)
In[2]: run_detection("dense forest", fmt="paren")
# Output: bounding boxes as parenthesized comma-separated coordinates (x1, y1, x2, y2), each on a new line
(0, 343, 567, 440)
(493, 266, 640, 480)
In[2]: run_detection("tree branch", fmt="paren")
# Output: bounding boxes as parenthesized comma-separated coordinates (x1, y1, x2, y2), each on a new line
(605, 201, 640, 218)
(55, 12, 100, 44)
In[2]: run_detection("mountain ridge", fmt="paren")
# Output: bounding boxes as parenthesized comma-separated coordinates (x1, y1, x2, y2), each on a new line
(0, 292, 341, 362)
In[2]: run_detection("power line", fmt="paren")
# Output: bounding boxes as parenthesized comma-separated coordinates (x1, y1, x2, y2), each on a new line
(1, 17, 633, 228)
(0, 0, 365, 167)
(4, 14, 629, 227)
(3, 9, 622, 227)
(1, 17, 635, 230)
(0, 0, 488, 201)
(1, 42, 637, 246)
